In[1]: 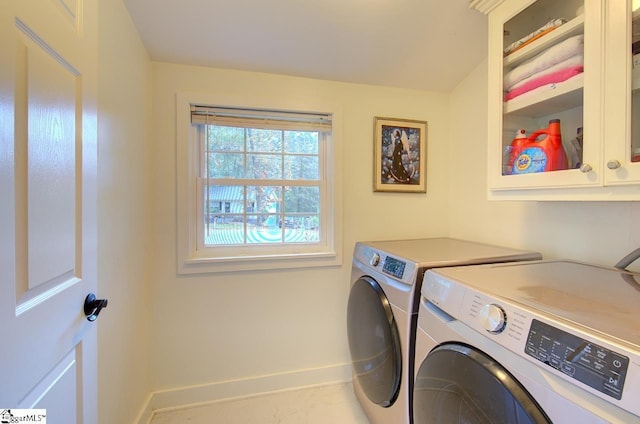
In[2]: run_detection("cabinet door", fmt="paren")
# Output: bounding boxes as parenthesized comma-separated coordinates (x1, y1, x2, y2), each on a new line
(487, 0, 605, 196)
(603, 0, 640, 185)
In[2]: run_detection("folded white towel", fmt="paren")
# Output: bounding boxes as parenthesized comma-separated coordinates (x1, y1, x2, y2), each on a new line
(506, 53, 584, 92)
(504, 34, 584, 89)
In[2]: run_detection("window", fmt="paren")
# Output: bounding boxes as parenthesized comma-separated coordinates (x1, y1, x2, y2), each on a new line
(176, 94, 343, 273)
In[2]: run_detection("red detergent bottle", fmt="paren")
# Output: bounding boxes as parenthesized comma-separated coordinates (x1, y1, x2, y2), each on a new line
(511, 119, 568, 174)
(505, 129, 527, 175)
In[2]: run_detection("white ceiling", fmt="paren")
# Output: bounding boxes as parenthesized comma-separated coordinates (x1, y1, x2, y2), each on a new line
(122, 0, 488, 91)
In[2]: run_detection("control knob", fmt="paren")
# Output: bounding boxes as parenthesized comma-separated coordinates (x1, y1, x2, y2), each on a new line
(479, 304, 506, 333)
(370, 252, 381, 267)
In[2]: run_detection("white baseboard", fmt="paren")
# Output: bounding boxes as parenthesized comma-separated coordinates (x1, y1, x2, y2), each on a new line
(133, 393, 154, 424)
(135, 363, 352, 424)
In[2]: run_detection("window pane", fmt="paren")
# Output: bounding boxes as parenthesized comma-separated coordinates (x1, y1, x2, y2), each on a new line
(208, 153, 244, 178)
(285, 186, 319, 213)
(284, 131, 318, 154)
(284, 155, 319, 180)
(246, 213, 277, 228)
(247, 216, 284, 244)
(283, 214, 320, 243)
(205, 185, 245, 215)
(204, 217, 244, 246)
(208, 126, 244, 151)
(246, 186, 283, 216)
(245, 214, 283, 244)
(247, 154, 282, 179)
(247, 129, 282, 152)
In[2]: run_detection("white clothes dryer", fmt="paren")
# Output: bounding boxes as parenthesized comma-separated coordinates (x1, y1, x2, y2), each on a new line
(347, 238, 540, 424)
(414, 260, 640, 423)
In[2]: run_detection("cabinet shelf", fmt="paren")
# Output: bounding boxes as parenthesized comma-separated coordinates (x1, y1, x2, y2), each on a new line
(504, 14, 585, 69)
(503, 13, 585, 117)
(504, 74, 583, 117)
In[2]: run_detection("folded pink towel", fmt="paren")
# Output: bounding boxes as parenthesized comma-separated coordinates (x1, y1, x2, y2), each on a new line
(504, 65, 583, 101)
(506, 54, 583, 92)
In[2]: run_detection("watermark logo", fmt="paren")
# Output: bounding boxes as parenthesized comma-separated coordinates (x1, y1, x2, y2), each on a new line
(0, 410, 46, 423)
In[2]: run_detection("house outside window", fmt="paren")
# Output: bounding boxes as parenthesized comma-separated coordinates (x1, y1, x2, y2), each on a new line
(176, 93, 343, 274)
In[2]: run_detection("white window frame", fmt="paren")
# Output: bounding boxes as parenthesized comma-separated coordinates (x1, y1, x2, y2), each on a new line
(176, 92, 343, 274)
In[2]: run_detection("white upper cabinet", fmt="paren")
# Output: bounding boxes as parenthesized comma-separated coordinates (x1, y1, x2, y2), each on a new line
(477, 0, 640, 200)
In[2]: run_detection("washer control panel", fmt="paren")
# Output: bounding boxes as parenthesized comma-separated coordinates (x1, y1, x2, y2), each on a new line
(525, 319, 629, 400)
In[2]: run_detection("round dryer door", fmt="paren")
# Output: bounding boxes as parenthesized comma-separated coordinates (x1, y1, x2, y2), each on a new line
(413, 343, 551, 423)
(347, 276, 402, 407)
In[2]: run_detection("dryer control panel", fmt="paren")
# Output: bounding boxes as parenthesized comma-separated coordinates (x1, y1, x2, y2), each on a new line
(382, 256, 406, 279)
(353, 244, 417, 286)
(525, 319, 629, 400)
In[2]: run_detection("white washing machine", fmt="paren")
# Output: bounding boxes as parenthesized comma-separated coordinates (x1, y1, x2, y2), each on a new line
(414, 260, 640, 423)
(347, 238, 541, 424)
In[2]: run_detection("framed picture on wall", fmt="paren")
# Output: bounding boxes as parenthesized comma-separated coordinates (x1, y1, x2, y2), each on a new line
(373, 116, 427, 193)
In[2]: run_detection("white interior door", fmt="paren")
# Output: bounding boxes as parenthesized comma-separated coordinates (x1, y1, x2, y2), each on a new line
(0, 0, 99, 421)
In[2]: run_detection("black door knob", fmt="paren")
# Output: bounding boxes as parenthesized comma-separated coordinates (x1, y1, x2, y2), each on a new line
(84, 293, 108, 322)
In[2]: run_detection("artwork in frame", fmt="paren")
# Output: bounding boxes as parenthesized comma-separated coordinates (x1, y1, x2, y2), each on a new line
(373, 117, 427, 193)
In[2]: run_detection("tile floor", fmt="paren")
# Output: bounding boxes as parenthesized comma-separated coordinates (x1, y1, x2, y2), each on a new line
(150, 382, 370, 424)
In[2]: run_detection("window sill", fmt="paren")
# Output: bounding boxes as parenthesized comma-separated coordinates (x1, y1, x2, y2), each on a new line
(178, 250, 342, 274)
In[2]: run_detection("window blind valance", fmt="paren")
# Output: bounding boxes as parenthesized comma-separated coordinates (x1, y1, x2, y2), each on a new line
(191, 105, 332, 132)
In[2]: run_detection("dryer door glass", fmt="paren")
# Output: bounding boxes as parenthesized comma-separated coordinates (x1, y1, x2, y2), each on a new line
(347, 276, 402, 407)
(414, 343, 551, 423)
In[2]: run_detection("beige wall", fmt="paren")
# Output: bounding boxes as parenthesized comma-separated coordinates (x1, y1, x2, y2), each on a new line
(150, 63, 451, 391)
(97, 0, 153, 421)
(448, 58, 640, 269)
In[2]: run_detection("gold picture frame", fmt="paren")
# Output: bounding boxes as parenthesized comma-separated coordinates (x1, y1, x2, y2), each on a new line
(373, 117, 427, 193)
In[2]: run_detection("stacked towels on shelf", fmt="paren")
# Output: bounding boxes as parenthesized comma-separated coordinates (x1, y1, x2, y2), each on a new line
(504, 34, 584, 102)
